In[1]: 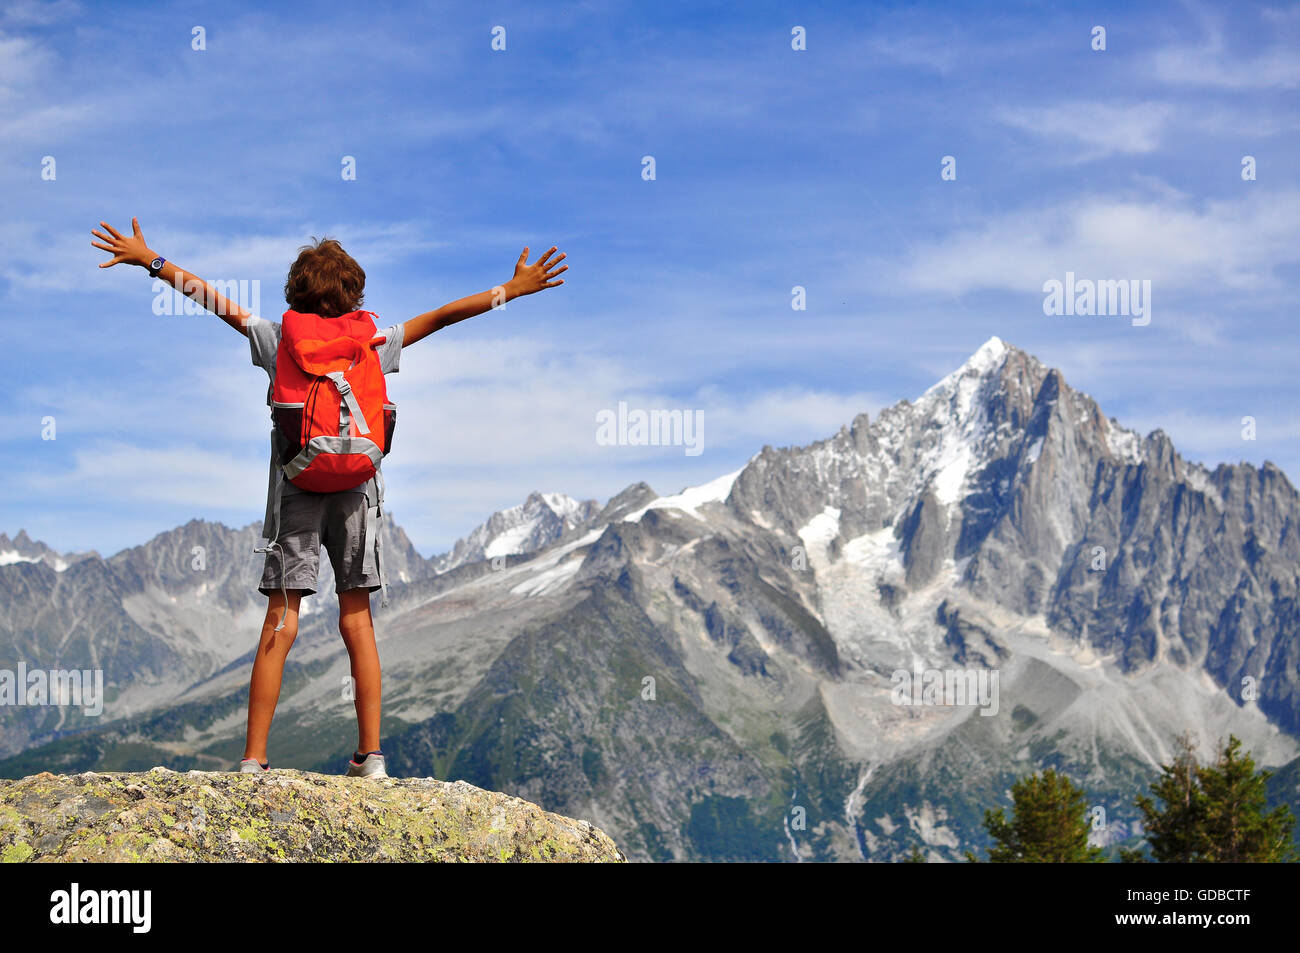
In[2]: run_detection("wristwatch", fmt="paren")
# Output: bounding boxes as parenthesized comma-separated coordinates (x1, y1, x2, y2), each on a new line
(147, 256, 166, 277)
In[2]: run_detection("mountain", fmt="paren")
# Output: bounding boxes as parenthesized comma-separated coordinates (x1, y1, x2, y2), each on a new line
(4, 337, 1299, 862)
(430, 491, 602, 574)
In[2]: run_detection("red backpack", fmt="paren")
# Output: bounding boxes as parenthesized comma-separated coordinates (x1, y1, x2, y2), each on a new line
(270, 309, 396, 492)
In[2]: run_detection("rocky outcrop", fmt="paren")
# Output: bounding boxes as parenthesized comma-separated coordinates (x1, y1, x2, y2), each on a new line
(0, 768, 624, 862)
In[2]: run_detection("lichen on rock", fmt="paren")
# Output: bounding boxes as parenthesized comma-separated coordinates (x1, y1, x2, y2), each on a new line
(0, 767, 624, 863)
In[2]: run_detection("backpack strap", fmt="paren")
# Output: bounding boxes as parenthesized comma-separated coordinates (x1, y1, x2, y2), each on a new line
(362, 471, 389, 609)
(324, 370, 370, 435)
(254, 427, 290, 631)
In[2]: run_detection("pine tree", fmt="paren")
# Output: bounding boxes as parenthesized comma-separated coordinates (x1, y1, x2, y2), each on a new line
(904, 845, 926, 863)
(981, 768, 1103, 863)
(1132, 734, 1296, 863)
(1197, 736, 1295, 862)
(1133, 734, 1206, 862)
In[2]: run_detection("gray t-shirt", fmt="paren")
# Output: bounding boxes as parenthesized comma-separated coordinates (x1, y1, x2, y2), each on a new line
(248, 315, 404, 508)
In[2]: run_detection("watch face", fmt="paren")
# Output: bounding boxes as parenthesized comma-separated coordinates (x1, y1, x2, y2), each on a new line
(150, 257, 164, 273)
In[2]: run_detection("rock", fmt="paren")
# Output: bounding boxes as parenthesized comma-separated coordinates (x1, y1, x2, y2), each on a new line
(0, 770, 624, 863)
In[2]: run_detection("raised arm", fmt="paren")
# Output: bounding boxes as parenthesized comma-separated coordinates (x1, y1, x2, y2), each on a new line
(402, 245, 567, 347)
(92, 217, 253, 336)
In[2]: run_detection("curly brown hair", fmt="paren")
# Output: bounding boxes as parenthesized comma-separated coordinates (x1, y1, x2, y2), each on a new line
(283, 237, 365, 317)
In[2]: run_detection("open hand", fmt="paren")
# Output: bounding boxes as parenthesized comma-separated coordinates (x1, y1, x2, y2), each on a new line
(508, 246, 567, 296)
(91, 217, 153, 268)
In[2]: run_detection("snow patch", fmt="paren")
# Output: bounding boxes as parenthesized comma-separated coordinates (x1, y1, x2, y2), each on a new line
(0, 550, 67, 571)
(1105, 420, 1143, 464)
(967, 335, 1008, 375)
(624, 468, 742, 522)
(902, 338, 1010, 507)
(483, 524, 539, 560)
(1183, 465, 1222, 508)
(797, 506, 841, 553)
(509, 557, 583, 597)
(930, 440, 974, 505)
(480, 527, 605, 593)
(922, 336, 1007, 402)
(842, 527, 905, 578)
(539, 492, 588, 520)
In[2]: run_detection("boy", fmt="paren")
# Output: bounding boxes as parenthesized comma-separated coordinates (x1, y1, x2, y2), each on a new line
(92, 218, 567, 777)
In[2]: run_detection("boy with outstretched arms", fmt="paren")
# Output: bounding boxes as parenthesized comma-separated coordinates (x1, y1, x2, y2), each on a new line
(92, 217, 566, 776)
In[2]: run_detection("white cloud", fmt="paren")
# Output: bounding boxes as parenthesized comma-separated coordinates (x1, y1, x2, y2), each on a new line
(1145, 3, 1300, 90)
(25, 442, 264, 508)
(386, 335, 879, 469)
(0, 31, 50, 88)
(893, 189, 1300, 300)
(1152, 32, 1300, 89)
(695, 384, 882, 445)
(0, 99, 94, 142)
(994, 102, 1173, 161)
(1, 1, 82, 27)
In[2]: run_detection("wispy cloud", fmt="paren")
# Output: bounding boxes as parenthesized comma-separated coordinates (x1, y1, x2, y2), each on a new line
(994, 102, 1173, 162)
(0, 1, 82, 27)
(0, 32, 50, 88)
(893, 189, 1300, 300)
(1151, 12, 1300, 89)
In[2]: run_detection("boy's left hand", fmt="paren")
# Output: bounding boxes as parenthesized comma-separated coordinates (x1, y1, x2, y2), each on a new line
(91, 217, 154, 268)
(507, 246, 567, 296)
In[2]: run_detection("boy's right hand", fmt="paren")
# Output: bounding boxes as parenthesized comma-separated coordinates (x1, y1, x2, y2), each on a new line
(506, 246, 567, 297)
(91, 217, 155, 269)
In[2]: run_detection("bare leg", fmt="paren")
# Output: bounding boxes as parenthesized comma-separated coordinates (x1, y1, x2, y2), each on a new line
(243, 589, 303, 763)
(338, 588, 382, 754)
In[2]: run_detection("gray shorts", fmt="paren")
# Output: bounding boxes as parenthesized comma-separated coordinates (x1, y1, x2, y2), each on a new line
(259, 488, 382, 597)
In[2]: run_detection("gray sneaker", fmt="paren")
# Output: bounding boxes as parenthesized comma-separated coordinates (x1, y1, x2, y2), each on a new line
(238, 758, 268, 774)
(346, 752, 388, 778)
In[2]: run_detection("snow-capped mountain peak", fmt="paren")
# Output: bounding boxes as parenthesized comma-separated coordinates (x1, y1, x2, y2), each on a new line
(927, 335, 1010, 391)
(432, 491, 602, 573)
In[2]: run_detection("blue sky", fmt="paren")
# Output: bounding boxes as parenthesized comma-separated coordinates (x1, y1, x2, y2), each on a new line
(3, 0, 1298, 558)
